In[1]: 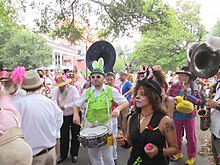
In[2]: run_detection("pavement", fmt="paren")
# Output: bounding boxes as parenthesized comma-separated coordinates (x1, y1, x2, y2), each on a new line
(59, 116, 215, 165)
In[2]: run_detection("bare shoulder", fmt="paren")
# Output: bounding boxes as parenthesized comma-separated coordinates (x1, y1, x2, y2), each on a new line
(166, 96, 174, 104)
(160, 116, 175, 132)
(161, 115, 172, 123)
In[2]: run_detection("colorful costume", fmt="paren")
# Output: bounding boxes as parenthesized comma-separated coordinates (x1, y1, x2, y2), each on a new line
(168, 82, 202, 160)
(75, 85, 127, 165)
(128, 112, 168, 165)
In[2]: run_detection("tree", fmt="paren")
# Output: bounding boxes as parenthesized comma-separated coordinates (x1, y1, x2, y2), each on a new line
(114, 58, 125, 73)
(14, 0, 173, 42)
(0, 0, 53, 70)
(211, 19, 220, 37)
(0, 0, 22, 70)
(175, 0, 206, 43)
(132, 0, 206, 71)
(1, 30, 52, 70)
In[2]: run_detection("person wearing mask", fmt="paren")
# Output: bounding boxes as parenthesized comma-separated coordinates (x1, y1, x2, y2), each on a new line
(116, 77, 178, 164)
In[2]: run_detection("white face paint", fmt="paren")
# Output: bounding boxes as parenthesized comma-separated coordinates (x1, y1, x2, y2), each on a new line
(135, 86, 150, 108)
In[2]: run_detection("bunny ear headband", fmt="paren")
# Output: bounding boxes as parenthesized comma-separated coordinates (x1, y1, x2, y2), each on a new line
(90, 58, 106, 77)
(138, 65, 153, 79)
(136, 66, 162, 98)
(125, 60, 134, 69)
(138, 65, 148, 74)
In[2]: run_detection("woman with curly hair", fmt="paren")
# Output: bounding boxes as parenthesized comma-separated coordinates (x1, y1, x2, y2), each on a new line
(152, 65, 174, 119)
(116, 77, 178, 165)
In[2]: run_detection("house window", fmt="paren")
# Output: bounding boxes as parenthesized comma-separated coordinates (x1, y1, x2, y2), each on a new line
(55, 52, 61, 65)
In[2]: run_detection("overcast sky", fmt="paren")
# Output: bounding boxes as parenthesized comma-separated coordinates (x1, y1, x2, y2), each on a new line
(167, 0, 220, 31)
(118, 0, 220, 49)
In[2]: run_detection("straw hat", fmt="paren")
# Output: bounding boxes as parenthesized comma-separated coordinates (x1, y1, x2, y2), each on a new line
(52, 75, 72, 87)
(22, 70, 44, 89)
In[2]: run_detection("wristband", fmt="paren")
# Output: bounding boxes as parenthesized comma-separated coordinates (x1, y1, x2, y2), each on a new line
(157, 147, 163, 156)
(121, 139, 130, 149)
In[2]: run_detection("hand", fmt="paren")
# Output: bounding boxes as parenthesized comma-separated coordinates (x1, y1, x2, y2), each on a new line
(73, 113, 80, 125)
(144, 143, 158, 158)
(59, 105, 65, 111)
(206, 99, 219, 109)
(112, 108, 120, 118)
(116, 131, 125, 146)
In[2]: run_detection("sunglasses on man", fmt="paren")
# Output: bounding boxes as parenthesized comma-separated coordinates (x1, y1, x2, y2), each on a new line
(91, 75, 103, 79)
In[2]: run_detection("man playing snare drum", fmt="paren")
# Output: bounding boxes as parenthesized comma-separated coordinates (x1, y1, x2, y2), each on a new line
(73, 58, 129, 165)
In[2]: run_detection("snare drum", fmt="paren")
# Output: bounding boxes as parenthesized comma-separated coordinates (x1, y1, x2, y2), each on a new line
(78, 126, 108, 148)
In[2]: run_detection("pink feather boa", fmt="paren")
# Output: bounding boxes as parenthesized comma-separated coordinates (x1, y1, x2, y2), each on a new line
(10, 66, 26, 83)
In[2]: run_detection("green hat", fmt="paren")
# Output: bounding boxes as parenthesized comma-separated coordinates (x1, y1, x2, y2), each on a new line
(90, 58, 106, 77)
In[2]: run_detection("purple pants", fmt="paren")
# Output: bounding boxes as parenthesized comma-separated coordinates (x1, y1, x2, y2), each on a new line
(174, 118, 196, 158)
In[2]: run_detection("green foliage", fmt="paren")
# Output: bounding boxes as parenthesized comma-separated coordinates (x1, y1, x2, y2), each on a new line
(25, 0, 91, 44)
(131, 0, 206, 71)
(211, 19, 220, 37)
(14, 0, 176, 41)
(175, 0, 206, 42)
(50, 22, 85, 43)
(1, 30, 52, 70)
(114, 58, 126, 73)
(0, 0, 53, 70)
(0, 0, 21, 70)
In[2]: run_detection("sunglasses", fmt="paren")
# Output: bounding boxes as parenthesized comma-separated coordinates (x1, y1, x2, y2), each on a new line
(91, 75, 103, 79)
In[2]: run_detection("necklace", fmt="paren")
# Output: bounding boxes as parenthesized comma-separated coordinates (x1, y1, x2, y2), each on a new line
(140, 112, 153, 124)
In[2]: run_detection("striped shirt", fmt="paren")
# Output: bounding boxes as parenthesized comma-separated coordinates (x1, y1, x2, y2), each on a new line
(168, 82, 202, 120)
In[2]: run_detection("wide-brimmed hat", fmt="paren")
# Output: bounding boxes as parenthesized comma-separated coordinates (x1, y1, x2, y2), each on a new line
(22, 70, 44, 89)
(90, 68, 106, 77)
(0, 72, 11, 82)
(175, 66, 191, 76)
(52, 75, 72, 87)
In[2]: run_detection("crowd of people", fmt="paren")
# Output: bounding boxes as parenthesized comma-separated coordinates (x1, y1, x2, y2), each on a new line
(0, 61, 220, 165)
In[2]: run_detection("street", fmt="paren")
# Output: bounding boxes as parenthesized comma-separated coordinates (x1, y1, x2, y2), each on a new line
(59, 116, 215, 165)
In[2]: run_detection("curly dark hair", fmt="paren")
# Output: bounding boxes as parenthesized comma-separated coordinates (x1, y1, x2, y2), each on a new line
(133, 81, 166, 115)
(152, 65, 168, 91)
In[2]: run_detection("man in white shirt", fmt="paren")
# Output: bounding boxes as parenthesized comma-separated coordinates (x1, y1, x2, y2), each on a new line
(73, 67, 129, 165)
(51, 74, 80, 163)
(206, 68, 220, 165)
(14, 70, 63, 165)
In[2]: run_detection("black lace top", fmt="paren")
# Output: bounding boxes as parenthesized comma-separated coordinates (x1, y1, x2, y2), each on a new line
(127, 111, 168, 165)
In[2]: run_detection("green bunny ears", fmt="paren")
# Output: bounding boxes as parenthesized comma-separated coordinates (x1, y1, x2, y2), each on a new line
(92, 58, 104, 70)
(90, 58, 106, 77)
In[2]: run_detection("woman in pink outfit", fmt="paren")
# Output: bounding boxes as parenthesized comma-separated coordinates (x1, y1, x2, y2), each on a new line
(0, 92, 33, 165)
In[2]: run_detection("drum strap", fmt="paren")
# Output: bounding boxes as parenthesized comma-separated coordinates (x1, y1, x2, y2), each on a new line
(81, 88, 94, 128)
